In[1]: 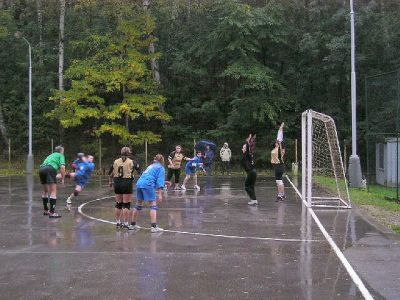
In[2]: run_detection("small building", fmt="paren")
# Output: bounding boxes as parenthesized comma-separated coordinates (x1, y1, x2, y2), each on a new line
(376, 138, 400, 187)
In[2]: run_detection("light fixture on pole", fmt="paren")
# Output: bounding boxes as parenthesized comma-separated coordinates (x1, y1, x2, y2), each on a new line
(347, 0, 363, 188)
(15, 32, 34, 174)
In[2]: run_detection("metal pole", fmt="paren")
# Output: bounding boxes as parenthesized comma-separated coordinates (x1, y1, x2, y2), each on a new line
(22, 37, 34, 174)
(51, 138, 54, 152)
(348, 0, 362, 187)
(306, 110, 313, 207)
(301, 112, 307, 203)
(350, 0, 357, 157)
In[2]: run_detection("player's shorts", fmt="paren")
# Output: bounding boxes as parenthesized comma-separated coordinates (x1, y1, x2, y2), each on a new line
(113, 178, 134, 194)
(273, 163, 285, 180)
(39, 166, 57, 184)
(185, 166, 196, 175)
(136, 187, 156, 202)
(74, 176, 88, 189)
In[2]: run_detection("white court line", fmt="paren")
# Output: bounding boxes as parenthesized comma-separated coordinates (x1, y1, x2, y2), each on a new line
(78, 196, 321, 243)
(285, 175, 374, 300)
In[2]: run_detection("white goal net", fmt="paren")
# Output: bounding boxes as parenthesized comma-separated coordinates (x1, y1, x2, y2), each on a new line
(301, 110, 351, 208)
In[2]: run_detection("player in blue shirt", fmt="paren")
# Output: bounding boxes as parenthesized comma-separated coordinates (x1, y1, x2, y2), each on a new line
(181, 151, 205, 191)
(64, 155, 95, 204)
(129, 154, 165, 232)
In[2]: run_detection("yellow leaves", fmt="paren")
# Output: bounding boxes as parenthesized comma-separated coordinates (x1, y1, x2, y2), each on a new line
(48, 9, 171, 145)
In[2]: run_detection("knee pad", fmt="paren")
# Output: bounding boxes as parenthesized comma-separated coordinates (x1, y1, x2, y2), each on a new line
(276, 180, 284, 186)
(73, 190, 79, 197)
(122, 202, 131, 210)
(134, 205, 143, 211)
(150, 205, 158, 211)
(115, 202, 123, 209)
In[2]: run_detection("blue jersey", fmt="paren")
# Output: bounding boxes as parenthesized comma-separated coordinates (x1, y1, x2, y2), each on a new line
(136, 162, 165, 189)
(76, 162, 95, 181)
(185, 157, 203, 170)
(72, 158, 84, 171)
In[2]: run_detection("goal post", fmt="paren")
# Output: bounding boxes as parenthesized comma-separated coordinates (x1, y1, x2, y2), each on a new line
(302, 110, 351, 208)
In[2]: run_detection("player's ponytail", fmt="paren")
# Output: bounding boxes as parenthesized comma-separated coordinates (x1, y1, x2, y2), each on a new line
(154, 154, 165, 165)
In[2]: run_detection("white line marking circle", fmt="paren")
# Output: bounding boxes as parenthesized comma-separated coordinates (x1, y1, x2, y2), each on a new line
(78, 196, 321, 243)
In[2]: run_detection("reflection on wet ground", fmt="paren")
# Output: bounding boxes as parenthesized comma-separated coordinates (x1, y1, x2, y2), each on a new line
(0, 175, 398, 299)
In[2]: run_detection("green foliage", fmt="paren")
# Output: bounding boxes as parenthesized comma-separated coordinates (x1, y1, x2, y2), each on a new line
(48, 6, 170, 145)
(1, 0, 400, 167)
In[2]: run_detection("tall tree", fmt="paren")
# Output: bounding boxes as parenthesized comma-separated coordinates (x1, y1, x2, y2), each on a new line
(36, 0, 43, 64)
(49, 7, 170, 145)
(58, 0, 65, 90)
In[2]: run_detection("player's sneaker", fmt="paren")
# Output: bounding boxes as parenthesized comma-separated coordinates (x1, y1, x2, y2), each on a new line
(127, 224, 140, 231)
(180, 185, 186, 190)
(247, 200, 258, 206)
(174, 185, 181, 190)
(49, 212, 61, 218)
(116, 222, 122, 229)
(43, 210, 50, 216)
(151, 226, 164, 233)
(194, 185, 201, 191)
(66, 197, 72, 205)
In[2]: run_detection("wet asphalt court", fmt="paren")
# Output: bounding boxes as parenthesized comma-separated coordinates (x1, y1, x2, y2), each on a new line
(0, 175, 399, 299)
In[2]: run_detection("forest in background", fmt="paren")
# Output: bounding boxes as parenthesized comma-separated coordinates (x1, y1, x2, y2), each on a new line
(0, 0, 399, 169)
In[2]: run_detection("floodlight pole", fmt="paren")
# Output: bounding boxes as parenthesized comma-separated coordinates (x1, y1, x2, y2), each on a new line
(348, 0, 363, 187)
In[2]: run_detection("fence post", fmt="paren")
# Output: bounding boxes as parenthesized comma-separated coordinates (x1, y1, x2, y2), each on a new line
(145, 139, 148, 166)
(99, 138, 102, 175)
(343, 140, 347, 174)
(8, 138, 11, 170)
(292, 139, 299, 176)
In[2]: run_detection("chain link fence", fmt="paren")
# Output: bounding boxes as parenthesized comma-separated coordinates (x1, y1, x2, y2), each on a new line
(365, 69, 400, 202)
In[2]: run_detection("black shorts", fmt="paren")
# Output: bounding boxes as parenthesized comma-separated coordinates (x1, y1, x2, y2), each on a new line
(39, 166, 57, 184)
(114, 178, 134, 194)
(273, 164, 285, 180)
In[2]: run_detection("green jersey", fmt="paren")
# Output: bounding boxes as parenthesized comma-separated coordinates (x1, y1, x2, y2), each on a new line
(41, 152, 65, 171)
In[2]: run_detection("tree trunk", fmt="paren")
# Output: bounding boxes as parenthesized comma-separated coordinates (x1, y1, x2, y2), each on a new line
(58, 0, 66, 90)
(143, 0, 165, 120)
(36, 0, 43, 65)
(143, 0, 161, 86)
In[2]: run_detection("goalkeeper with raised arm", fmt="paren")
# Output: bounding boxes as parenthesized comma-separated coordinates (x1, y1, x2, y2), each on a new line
(271, 122, 286, 201)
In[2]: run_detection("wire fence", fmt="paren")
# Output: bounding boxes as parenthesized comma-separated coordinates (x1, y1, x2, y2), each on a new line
(0, 137, 305, 176)
(365, 69, 400, 202)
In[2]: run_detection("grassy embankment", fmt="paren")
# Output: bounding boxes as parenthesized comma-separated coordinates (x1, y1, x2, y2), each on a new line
(315, 176, 400, 234)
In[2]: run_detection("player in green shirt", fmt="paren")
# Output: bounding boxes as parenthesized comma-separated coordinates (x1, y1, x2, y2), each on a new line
(39, 145, 66, 218)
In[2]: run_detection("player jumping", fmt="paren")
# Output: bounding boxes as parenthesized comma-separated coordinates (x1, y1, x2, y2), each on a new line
(64, 155, 95, 205)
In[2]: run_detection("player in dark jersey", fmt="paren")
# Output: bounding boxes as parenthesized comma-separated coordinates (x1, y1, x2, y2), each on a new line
(166, 145, 189, 189)
(242, 133, 257, 206)
(108, 147, 141, 229)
